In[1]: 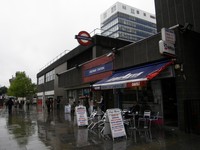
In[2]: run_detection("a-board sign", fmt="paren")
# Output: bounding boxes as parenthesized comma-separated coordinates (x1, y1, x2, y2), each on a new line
(64, 104, 71, 113)
(106, 108, 127, 140)
(75, 106, 88, 126)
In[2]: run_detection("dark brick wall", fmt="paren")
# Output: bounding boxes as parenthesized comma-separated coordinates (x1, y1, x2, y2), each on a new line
(174, 29, 200, 130)
(155, 0, 200, 33)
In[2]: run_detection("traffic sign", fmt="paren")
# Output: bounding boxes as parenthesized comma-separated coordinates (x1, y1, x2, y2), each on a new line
(75, 31, 92, 46)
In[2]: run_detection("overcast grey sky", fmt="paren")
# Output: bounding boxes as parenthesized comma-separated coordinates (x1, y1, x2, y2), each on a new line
(0, 0, 155, 87)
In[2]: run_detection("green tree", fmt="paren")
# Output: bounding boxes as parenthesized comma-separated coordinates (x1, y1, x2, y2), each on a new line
(7, 71, 37, 98)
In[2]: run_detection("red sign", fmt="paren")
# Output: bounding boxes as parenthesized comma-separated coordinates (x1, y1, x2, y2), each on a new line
(75, 31, 92, 46)
(127, 81, 147, 87)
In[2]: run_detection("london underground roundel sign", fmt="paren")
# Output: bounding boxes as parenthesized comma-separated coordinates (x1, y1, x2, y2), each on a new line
(75, 31, 92, 46)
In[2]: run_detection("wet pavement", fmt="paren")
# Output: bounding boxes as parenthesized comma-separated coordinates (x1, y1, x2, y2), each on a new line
(1, 105, 200, 150)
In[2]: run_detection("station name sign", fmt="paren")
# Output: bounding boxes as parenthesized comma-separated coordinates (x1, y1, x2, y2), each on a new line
(84, 62, 112, 77)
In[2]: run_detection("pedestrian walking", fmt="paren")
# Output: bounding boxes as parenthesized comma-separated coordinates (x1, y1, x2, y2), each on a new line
(26, 99, 30, 110)
(84, 95, 90, 115)
(46, 98, 51, 113)
(56, 98, 61, 110)
(50, 98, 54, 111)
(6, 98, 14, 114)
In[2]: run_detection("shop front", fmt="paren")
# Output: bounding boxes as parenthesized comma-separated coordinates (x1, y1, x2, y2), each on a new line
(93, 59, 177, 126)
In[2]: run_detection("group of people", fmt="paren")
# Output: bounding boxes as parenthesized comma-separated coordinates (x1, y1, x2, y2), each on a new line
(6, 98, 14, 114)
(71, 95, 104, 116)
(45, 98, 61, 113)
(124, 101, 152, 119)
(45, 98, 54, 113)
(5, 98, 31, 114)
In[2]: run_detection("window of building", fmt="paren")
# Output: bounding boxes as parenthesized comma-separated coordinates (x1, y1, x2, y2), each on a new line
(38, 76, 44, 85)
(103, 12, 107, 19)
(111, 5, 116, 13)
(137, 10, 140, 14)
(45, 70, 55, 82)
(122, 5, 126, 10)
(143, 13, 146, 16)
(150, 15, 156, 19)
(131, 8, 135, 14)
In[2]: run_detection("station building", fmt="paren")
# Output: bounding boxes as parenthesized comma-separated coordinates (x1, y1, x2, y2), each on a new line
(37, 0, 200, 134)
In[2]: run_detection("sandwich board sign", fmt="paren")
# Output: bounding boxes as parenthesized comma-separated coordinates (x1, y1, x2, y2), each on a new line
(104, 108, 127, 140)
(75, 106, 88, 127)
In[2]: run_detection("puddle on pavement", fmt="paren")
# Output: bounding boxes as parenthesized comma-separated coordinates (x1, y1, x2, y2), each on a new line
(1, 105, 200, 150)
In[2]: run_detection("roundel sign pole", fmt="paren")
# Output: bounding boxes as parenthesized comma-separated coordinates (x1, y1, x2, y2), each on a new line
(75, 31, 92, 46)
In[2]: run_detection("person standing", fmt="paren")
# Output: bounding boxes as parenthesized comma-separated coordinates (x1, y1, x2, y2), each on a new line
(84, 95, 90, 116)
(97, 95, 104, 111)
(6, 98, 14, 114)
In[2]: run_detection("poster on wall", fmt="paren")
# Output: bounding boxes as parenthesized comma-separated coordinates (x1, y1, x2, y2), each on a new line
(151, 80, 162, 104)
(106, 108, 127, 140)
(75, 106, 88, 127)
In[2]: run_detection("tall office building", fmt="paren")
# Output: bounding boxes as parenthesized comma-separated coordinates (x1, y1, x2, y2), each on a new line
(100, 2, 157, 42)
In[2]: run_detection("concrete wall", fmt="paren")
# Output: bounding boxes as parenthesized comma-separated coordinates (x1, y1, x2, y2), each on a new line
(114, 34, 165, 70)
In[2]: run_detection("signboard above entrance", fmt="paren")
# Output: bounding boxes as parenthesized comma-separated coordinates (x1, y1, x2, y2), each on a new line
(159, 40, 175, 56)
(159, 28, 176, 56)
(161, 28, 176, 44)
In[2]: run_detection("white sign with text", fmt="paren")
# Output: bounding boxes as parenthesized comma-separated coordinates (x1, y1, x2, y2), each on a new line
(75, 106, 88, 126)
(106, 108, 127, 140)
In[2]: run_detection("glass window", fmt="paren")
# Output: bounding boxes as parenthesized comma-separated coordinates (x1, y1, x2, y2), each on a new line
(111, 5, 116, 13)
(122, 5, 126, 10)
(150, 15, 156, 19)
(38, 76, 44, 85)
(45, 70, 55, 82)
(103, 12, 107, 19)
(131, 8, 135, 14)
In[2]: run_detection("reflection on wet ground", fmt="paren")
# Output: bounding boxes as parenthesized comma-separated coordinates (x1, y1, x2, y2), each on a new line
(1, 105, 200, 150)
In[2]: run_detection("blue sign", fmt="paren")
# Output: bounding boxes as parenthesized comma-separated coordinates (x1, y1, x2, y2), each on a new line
(84, 62, 113, 77)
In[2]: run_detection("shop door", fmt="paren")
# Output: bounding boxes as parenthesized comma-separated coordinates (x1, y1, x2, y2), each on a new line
(162, 78, 178, 126)
(104, 90, 114, 110)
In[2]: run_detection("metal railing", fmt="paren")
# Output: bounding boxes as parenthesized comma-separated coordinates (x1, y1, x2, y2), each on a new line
(39, 49, 71, 71)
